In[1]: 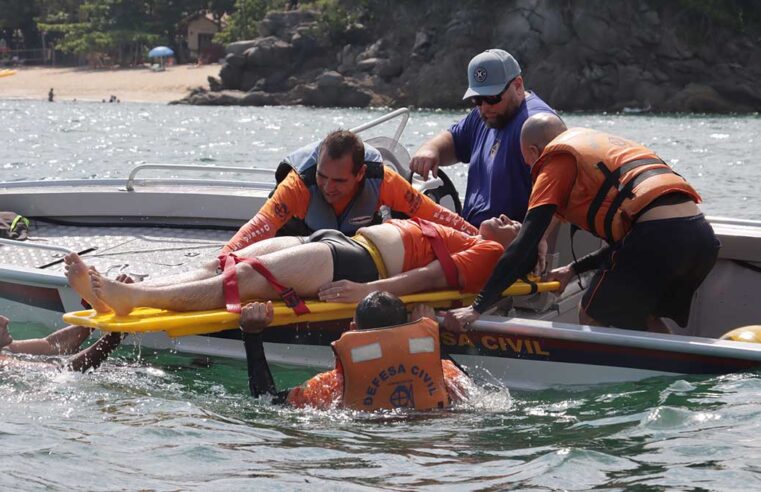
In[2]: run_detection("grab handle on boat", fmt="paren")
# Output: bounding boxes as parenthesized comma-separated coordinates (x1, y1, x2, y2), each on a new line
(350, 107, 410, 147)
(0, 237, 75, 253)
(125, 164, 276, 191)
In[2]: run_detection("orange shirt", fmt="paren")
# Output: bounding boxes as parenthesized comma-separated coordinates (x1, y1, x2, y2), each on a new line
(527, 153, 577, 211)
(387, 219, 505, 293)
(223, 170, 477, 253)
(285, 368, 345, 410)
(286, 359, 469, 410)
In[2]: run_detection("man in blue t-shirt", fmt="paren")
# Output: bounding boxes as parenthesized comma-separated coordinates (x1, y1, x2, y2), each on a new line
(409, 49, 558, 225)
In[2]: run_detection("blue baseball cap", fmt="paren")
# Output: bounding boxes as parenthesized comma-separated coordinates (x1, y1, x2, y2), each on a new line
(462, 49, 522, 100)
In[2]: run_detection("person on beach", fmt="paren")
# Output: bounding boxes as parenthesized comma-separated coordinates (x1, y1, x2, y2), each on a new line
(0, 315, 123, 372)
(409, 49, 558, 226)
(222, 129, 477, 254)
(48, 88, 54, 102)
(63, 215, 524, 316)
(443, 113, 720, 334)
(240, 291, 472, 411)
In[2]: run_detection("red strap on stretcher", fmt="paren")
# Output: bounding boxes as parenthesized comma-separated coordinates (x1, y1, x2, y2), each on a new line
(219, 253, 311, 315)
(413, 218, 460, 289)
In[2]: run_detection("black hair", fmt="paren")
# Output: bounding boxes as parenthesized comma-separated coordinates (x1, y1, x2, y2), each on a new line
(319, 129, 365, 174)
(354, 291, 407, 330)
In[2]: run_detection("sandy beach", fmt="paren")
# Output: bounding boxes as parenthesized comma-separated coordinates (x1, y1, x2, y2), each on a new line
(0, 65, 220, 103)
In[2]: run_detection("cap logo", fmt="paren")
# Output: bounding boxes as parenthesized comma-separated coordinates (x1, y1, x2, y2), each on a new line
(474, 66, 487, 83)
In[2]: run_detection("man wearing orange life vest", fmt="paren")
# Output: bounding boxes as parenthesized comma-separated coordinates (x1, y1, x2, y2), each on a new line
(240, 291, 472, 411)
(444, 113, 720, 334)
(221, 130, 477, 254)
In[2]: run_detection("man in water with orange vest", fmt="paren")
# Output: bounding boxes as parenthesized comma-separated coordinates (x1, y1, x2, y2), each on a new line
(444, 113, 720, 334)
(240, 291, 471, 411)
(222, 129, 476, 254)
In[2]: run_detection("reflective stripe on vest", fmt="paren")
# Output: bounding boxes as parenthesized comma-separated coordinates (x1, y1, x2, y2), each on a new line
(332, 318, 449, 411)
(277, 140, 385, 235)
(533, 128, 701, 243)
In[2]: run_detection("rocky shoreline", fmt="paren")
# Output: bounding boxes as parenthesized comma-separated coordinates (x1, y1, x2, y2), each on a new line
(172, 1, 761, 113)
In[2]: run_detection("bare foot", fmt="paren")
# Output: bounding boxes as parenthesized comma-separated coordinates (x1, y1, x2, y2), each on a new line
(0, 315, 13, 349)
(64, 253, 112, 313)
(90, 269, 137, 316)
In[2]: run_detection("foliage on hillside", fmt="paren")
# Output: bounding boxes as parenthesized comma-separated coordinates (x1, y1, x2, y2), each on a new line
(1, 0, 234, 65)
(3, 0, 761, 66)
(676, 0, 761, 32)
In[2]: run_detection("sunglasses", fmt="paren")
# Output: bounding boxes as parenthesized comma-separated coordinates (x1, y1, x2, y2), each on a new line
(470, 77, 516, 107)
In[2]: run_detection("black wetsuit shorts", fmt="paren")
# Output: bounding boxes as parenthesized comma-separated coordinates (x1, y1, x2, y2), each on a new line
(582, 213, 720, 330)
(305, 230, 379, 283)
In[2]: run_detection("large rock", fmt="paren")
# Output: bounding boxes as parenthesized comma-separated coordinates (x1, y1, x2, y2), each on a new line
(294, 74, 373, 107)
(357, 57, 381, 73)
(410, 31, 433, 60)
(244, 37, 294, 68)
(226, 40, 259, 57)
(240, 69, 261, 92)
(258, 10, 317, 38)
(189, 2, 761, 112)
(316, 71, 344, 88)
(711, 78, 761, 109)
(171, 89, 246, 106)
(225, 53, 245, 68)
(665, 83, 738, 112)
(219, 63, 243, 91)
(376, 57, 403, 80)
(241, 91, 278, 106)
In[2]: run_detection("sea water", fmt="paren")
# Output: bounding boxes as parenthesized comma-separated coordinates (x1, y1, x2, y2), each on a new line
(0, 100, 760, 489)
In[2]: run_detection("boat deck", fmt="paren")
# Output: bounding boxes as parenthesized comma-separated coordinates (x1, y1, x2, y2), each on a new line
(1, 220, 228, 280)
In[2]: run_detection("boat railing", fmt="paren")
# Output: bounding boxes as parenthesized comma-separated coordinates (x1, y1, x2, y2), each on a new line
(707, 216, 761, 227)
(349, 107, 409, 147)
(125, 164, 276, 191)
(0, 109, 412, 192)
(120, 108, 411, 191)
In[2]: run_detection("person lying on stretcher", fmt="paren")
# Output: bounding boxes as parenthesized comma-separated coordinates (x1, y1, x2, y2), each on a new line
(63, 216, 540, 316)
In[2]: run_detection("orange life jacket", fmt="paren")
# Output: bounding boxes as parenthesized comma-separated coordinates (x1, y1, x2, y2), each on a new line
(532, 128, 701, 243)
(332, 318, 450, 411)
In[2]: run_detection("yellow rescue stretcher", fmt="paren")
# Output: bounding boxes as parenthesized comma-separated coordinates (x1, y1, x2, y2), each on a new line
(63, 280, 559, 338)
(0, 69, 17, 78)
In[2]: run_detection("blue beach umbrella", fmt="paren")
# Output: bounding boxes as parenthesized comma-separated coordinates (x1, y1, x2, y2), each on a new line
(148, 46, 174, 69)
(148, 46, 174, 58)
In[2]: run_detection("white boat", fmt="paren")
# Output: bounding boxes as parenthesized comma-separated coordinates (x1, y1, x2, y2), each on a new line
(1, 108, 760, 390)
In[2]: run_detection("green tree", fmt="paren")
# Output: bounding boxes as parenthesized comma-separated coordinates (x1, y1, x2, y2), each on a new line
(0, 0, 41, 49)
(214, 0, 276, 43)
(1, 0, 237, 63)
(36, 0, 220, 65)
(39, 0, 153, 64)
